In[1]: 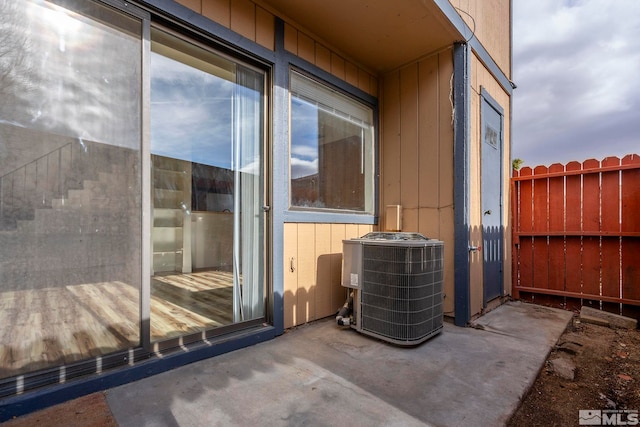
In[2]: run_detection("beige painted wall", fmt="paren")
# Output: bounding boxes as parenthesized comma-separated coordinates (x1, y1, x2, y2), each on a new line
(469, 53, 512, 316)
(449, 0, 511, 79)
(379, 49, 456, 317)
(283, 223, 372, 328)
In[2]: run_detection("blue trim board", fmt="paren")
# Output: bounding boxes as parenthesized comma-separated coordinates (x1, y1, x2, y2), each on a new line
(283, 210, 377, 225)
(480, 87, 504, 115)
(0, 326, 276, 422)
(453, 42, 471, 327)
(470, 39, 513, 96)
(271, 17, 288, 336)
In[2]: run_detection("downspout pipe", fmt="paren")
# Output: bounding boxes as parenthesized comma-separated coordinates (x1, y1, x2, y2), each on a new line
(453, 42, 471, 327)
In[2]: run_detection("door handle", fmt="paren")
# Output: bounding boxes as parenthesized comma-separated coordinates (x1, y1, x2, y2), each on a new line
(484, 209, 492, 216)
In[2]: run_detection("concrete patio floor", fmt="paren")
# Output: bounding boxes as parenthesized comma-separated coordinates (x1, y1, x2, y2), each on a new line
(4, 301, 573, 426)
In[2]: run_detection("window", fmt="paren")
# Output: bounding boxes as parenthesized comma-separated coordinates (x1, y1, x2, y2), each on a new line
(289, 71, 375, 214)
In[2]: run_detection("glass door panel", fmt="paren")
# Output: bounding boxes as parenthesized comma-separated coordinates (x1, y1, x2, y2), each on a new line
(149, 29, 265, 343)
(0, 0, 143, 379)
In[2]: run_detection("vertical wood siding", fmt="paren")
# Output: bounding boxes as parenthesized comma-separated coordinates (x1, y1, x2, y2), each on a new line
(283, 223, 372, 328)
(380, 49, 455, 317)
(177, 0, 275, 50)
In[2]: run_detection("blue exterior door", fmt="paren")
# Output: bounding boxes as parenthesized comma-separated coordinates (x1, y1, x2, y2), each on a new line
(481, 91, 504, 305)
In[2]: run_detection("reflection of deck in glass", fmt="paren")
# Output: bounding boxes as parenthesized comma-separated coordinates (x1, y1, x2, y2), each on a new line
(0, 271, 234, 379)
(150, 271, 235, 339)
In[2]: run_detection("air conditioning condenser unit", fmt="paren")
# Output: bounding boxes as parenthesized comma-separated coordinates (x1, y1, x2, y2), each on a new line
(341, 232, 444, 345)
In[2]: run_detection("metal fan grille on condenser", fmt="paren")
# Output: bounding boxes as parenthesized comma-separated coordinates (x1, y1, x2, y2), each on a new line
(359, 243, 444, 344)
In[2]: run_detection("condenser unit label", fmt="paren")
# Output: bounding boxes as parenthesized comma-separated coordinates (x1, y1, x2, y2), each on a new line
(350, 273, 359, 287)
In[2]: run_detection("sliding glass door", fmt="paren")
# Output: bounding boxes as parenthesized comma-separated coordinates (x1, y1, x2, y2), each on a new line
(149, 28, 266, 344)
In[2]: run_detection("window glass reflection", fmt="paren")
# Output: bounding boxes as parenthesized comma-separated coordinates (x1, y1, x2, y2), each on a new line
(150, 48, 234, 168)
(289, 71, 375, 213)
(0, 0, 142, 379)
(149, 29, 265, 343)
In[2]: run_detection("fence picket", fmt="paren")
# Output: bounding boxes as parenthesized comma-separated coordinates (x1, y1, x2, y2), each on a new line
(533, 166, 549, 292)
(520, 167, 533, 233)
(621, 154, 640, 233)
(601, 157, 621, 233)
(548, 163, 565, 292)
(565, 161, 582, 232)
(582, 159, 601, 299)
(518, 167, 534, 291)
(601, 157, 621, 304)
(565, 161, 582, 296)
(511, 170, 520, 299)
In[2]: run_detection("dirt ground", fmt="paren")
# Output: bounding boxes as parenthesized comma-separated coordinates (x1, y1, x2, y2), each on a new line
(2, 392, 116, 427)
(508, 316, 640, 426)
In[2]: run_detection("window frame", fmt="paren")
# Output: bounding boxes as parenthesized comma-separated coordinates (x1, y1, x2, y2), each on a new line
(285, 67, 378, 224)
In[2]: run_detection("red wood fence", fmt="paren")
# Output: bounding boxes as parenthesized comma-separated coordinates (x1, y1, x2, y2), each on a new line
(511, 154, 640, 315)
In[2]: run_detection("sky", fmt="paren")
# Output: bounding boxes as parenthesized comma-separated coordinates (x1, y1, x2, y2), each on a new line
(150, 51, 234, 169)
(512, 0, 640, 168)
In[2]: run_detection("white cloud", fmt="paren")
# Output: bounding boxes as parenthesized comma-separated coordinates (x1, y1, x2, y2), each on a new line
(291, 144, 317, 160)
(513, 0, 640, 167)
(290, 157, 318, 179)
